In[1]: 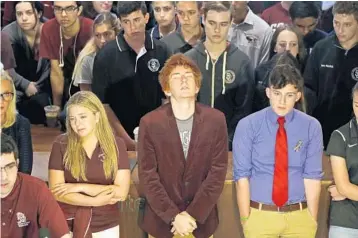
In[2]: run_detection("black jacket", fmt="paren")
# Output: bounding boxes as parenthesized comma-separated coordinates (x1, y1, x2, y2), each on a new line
(185, 42, 254, 147)
(304, 34, 358, 147)
(92, 31, 171, 138)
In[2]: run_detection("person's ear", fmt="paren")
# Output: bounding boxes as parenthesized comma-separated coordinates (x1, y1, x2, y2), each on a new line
(16, 159, 19, 166)
(144, 13, 150, 24)
(296, 92, 302, 102)
(164, 91, 172, 97)
(77, 5, 83, 16)
(265, 87, 271, 99)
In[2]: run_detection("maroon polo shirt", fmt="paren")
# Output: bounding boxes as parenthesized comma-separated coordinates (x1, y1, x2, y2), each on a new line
(261, 2, 291, 30)
(1, 173, 69, 238)
(39, 17, 93, 60)
(48, 134, 130, 233)
(1, 31, 17, 70)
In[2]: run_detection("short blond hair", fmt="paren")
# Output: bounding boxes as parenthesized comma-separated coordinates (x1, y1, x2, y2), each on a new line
(0, 70, 16, 128)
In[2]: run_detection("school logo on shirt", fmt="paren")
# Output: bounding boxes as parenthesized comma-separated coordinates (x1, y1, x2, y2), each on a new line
(16, 212, 30, 227)
(351, 67, 358, 81)
(147, 58, 160, 72)
(225, 70, 236, 84)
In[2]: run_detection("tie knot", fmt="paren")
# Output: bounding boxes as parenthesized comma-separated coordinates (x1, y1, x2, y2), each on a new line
(278, 117, 285, 126)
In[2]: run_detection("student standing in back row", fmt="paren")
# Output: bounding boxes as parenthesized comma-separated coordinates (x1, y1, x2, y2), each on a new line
(92, 2, 170, 140)
(39, 1, 92, 108)
(234, 58, 323, 238)
(186, 1, 254, 150)
(304, 1, 358, 148)
(161, 1, 204, 54)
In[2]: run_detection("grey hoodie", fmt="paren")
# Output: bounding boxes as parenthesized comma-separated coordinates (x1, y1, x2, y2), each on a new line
(185, 42, 254, 147)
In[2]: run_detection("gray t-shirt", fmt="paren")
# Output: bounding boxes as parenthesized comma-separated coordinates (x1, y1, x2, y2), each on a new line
(176, 116, 194, 159)
(73, 52, 96, 86)
(326, 119, 358, 229)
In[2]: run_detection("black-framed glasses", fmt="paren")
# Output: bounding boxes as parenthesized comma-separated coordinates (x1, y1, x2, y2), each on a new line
(54, 6, 78, 14)
(0, 92, 14, 101)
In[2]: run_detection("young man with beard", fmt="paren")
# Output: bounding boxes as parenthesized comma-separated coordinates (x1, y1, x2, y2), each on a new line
(138, 54, 228, 238)
(0, 134, 71, 238)
(39, 1, 92, 108)
(92, 2, 170, 142)
(149, 1, 177, 39)
(228, 1, 273, 68)
(186, 1, 254, 150)
(161, 1, 204, 54)
(304, 1, 358, 148)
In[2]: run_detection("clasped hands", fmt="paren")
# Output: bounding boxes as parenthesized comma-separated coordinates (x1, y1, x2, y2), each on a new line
(171, 211, 197, 237)
(328, 185, 346, 201)
(51, 184, 126, 206)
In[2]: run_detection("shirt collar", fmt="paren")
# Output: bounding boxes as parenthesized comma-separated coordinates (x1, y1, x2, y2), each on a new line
(267, 106, 295, 125)
(232, 8, 255, 27)
(115, 30, 155, 52)
(350, 118, 358, 139)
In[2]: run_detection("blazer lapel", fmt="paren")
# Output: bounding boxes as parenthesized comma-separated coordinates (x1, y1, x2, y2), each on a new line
(166, 105, 187, 167)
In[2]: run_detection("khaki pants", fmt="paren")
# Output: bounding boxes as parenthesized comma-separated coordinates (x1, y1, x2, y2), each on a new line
(243, 208, 317, 238)
(70, 225, 120, 238)
(149, 234, 213, 238)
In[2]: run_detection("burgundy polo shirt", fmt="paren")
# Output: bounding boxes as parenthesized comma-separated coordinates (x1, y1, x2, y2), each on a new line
(48, 134, 130, 233)
(261, 2, 291, 30)
(1, 173, 69, 238)
(39, 17, 93, 60)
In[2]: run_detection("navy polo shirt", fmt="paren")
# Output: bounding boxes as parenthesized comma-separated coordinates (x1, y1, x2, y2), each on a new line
(92, 31, 171, 138)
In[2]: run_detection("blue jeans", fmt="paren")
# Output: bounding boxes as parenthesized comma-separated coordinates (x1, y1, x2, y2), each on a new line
(329, 226, 358, 238)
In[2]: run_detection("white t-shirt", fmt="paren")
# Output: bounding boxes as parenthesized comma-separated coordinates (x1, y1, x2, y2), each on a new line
(73, 52, 96, 86)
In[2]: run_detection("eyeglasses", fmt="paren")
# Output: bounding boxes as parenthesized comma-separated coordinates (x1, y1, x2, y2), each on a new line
(0, 92, 14, 102)
(54, 6, 78, 14)
(0, 162, 17, 175)
(170, 72, 195, 82)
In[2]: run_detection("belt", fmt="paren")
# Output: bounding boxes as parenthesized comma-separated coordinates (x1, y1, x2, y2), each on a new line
(250, 200, 307, 212)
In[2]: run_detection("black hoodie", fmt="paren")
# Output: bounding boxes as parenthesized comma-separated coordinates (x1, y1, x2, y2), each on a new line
(304, 34, 358, 148)
(185, 42, 254, 147)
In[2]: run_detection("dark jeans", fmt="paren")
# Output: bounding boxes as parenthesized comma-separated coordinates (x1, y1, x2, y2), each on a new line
(17, 91, 50, 124)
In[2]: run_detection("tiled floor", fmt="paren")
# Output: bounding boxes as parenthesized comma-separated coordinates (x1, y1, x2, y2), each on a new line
(31, 125, 61, 181)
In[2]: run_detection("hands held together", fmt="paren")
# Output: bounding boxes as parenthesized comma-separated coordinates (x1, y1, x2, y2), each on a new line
(171, 211, 197, 237)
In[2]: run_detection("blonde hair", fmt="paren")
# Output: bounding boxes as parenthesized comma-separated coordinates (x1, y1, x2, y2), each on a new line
(72, 12, 121, 83)
(64, 91, 118, 181)
(0, 70, 17, 128)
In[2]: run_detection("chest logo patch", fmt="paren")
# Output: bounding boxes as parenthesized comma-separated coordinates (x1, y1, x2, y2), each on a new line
(16, 212, 30, 228)
(225, 70, 236, 84)
(351, 67, 358, 81)
(148, 58, 160, 72)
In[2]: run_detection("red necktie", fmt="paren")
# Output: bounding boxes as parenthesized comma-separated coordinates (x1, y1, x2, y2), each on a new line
(272, 117, 288, 207)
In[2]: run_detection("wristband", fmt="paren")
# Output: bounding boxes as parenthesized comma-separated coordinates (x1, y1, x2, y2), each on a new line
(240, 216, 249, 222)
